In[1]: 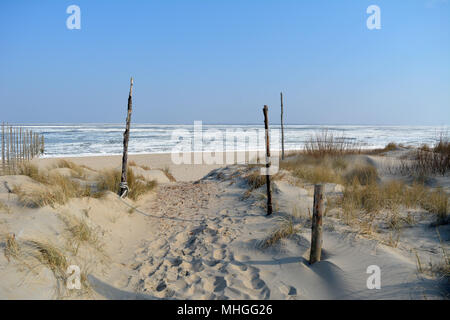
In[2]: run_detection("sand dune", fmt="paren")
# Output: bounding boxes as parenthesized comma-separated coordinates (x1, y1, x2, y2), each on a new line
(0, 151, 449, 299)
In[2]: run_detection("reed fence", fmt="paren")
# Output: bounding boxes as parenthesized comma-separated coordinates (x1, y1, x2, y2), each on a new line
(1, 123, 45, 175)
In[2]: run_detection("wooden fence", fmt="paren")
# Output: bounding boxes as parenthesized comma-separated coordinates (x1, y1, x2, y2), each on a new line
(1, 123, 45, 174)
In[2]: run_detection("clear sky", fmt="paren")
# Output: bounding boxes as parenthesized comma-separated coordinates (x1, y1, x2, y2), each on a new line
(0, 0, 449, 125)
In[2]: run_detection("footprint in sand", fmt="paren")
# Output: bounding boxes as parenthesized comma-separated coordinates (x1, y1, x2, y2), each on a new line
(204, 276, 227, 293)
(213, 249, 226, 260)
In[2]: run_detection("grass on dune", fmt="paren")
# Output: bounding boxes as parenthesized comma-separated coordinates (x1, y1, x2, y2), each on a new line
(96, 167, 157, 201)
(395, 133, 450, 176)
(12, 162, 156, 205)
(53, 159, 86, 179)
(162, 166, 176, 182)
(261, 217, 299, 248)
(330, 179, 448, 227)
(280, 154, 349, 185)
(27, 240, 68, 282)
(12, 170, 91, 208)
(4, 233, 20, 262)
(304, 129, 361, 158)
(60, 214, 101, 255)
(0, 201, 11, 213)
(128, 160, 151, 171)
(3, 234, 93, 297)
(279, 141, 448, 227)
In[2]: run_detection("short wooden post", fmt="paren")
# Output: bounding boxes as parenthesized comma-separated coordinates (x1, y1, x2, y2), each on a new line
(280, 92, 285, 160)
(310, 184, 324, 264)
(119, 77, 134, 198)
(263, 105, 273, 216)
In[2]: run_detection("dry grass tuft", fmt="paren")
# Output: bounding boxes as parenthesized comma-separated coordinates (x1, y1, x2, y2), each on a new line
(345, 165, 379, 185)
(63, 216, 99, 255)
(369, 142, 399, 154)
(333, 179, 448, 227)
(304, 129, 361, 158)
(281, 154, 347, 185)
(261, 217, 299, 248)
(16, 162, 47, 184)
(12, 173, 91, 208)
(244, 170, 267, 191)
(53, 160, 85, 179)
(4, 233, 20, 262)
(28, 240, 68, 282)
(421, 188, 448, 225)
(13, 186, 65, 208)
(395, 133, 449, 176)
(96, 167, 157, 200)
(128, 160, 137, 167)
(0, 201, 11, 213)
(162, 166, 176, 182)
(383, 142, 399, 152)
(293, 165, 342, 185)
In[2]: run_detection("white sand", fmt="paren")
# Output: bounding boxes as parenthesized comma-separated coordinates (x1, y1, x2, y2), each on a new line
(0, 151, 448, 299)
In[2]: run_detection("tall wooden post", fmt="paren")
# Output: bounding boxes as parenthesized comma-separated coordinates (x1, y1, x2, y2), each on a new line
(9, 127, 14, 169)
(263, 105, 273, 216)
(280, 92, 285, 160)
(119, 77, 134, 198)
(310, 184, 324, 264)
(40, 135, 45, 155)
(1, 123, 5, 173)
(19, 128, 23, 161)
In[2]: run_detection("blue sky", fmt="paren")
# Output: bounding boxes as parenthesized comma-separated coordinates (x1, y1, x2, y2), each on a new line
(0, 0, 449, 125)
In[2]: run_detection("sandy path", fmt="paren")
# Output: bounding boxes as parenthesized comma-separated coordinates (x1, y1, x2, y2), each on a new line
(130, 180, 270, 299)
(116, 166, 447, 300)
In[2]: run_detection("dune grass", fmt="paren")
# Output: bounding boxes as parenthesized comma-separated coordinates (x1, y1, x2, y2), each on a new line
(53, 160, 86, 179)
(16, 162, 48, 184)
(0, 201, 11, 213)
(60, 214, 100, 255)
(281, 148, 448, 227)
(304, 129, 361, 158)
(162, 166, 176, 182)
(128, 160, 137, 167)
(395, 133, 450, 176)
(12, 173, 91, 208)
(4, 233, 20, 262)
(344, 165, 379, 185)
(261, 217, 299, 248)
(244, 170, 267, 191)
(331, 179, 448, 227)
(281, 154, 347, 185)
(96, 167, 157, 201)
(27, 240, 68, 282)
(128, 160, 151, 171)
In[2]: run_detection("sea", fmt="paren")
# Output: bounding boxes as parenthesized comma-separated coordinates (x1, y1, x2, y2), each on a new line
(14, 124, 449, 158)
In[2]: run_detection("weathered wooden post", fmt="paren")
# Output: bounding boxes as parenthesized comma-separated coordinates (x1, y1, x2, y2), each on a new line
(280, 92, 285, 160)
(263, 105, 273, 216)
(15, 127, 19, 163)
(119, 77, 134, 198)
(40, 135, 45, 155)
(310, 184, 324, 264)
(1, 123, 4, 173)
(9, 126, 13, 171)
(19, 127, 23, 162)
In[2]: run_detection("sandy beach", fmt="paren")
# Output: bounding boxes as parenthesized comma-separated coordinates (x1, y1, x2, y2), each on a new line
(1, 147, 449, 300)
